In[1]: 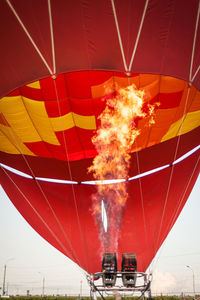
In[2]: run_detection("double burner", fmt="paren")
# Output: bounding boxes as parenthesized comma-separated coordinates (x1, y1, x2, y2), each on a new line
(87, 252, 152, 300)
(102, 252, 137, 288)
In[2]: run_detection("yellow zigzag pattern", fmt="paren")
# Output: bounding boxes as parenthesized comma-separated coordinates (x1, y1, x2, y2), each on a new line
(0, 95, 96, 155)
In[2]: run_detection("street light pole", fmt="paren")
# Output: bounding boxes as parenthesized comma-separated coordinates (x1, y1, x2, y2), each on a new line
(186, 265, 195, 298)
(38, 272, 45, 297)
(2, 258, 15, 296)
(2, 265, 7, 296)
(80, 280, 82, 299)
(42, 277, 45, 298)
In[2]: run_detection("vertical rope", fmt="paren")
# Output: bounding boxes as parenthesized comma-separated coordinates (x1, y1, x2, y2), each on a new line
(110, 0, 150, 269)
(192, 64, 200, 82)
(0, 165, 74, 260)
(1, 90, 83, 266)
(128, 0, 149, 71)
(190, 0, 200, 82)
(154, 85, 191, 255)
(151, 153, 200, 272)
(6, 0, 53, 75)
(52, 78, 89, 272)
(1, 120, 82, 267)
(153, 2, 200, 256)
(48, 0, 56, 74)
(163, 154, 200, 249)
(110, 0, 128, 71)
(135, 145, 151, 270)
(2, 0, 89, 269)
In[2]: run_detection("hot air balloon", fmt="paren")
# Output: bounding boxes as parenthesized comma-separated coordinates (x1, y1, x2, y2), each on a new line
(0, 0, 199, 292)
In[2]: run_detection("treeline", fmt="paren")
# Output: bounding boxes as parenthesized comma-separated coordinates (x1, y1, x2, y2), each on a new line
(4, 296, 199, 300)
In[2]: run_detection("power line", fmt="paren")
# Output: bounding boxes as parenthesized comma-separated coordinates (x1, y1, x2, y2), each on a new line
(160, 252, 200, 258)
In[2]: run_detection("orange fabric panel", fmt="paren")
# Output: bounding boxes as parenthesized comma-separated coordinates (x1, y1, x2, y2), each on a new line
(139, 107, 178, 148)
(0, 112, 10, 126)
(159, 76, 186, 93)
(188, 89, 200, 113)
(139, 74, 160, 88)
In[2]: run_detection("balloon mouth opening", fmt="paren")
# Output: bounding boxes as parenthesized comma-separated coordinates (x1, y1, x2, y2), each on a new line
(1, 144, 199, 183)
(0, 71, 199, 183)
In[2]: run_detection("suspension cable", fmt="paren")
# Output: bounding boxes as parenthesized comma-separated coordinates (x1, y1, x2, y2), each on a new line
(155, 83, 192, 253)
(0, 165, 74, 260)
(48, 0, 56, 75)
(52, 78, 89, 272)
(135, 142, 151, 271)
(0, 109, 82, 267)
(151, 153, 200, 272)
(1, 162, 89, 279)
(127, 74, 150, 270)
(6, 0, 53, 75)
(110, 0, 128, 71)
(152, 5, 200, 264)
(128, 0, 149, 71)
(190, 0, 200, 82)
(162, 153, 200, 250)
(110, 0, 151, 269)
(2, 0, 85, 268)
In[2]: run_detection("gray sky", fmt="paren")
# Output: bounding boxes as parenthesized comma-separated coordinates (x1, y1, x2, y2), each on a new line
(0, 174, 200, 296)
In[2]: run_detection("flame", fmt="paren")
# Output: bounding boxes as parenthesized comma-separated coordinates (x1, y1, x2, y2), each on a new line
(88, 84, 157, 253)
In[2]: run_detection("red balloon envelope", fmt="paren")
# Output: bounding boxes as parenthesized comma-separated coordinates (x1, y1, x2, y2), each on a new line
(0, 1, 200, 274)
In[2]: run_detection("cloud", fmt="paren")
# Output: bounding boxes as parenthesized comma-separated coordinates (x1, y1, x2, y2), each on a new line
(151, 270, 177, 294)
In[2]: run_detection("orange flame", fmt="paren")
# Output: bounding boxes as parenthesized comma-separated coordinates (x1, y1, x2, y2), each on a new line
(89, 84, 157, 253)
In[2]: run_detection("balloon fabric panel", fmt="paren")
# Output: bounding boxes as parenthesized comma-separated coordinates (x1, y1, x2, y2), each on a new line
(0, 0, 200, 274)
(1, 150, 199, 273)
